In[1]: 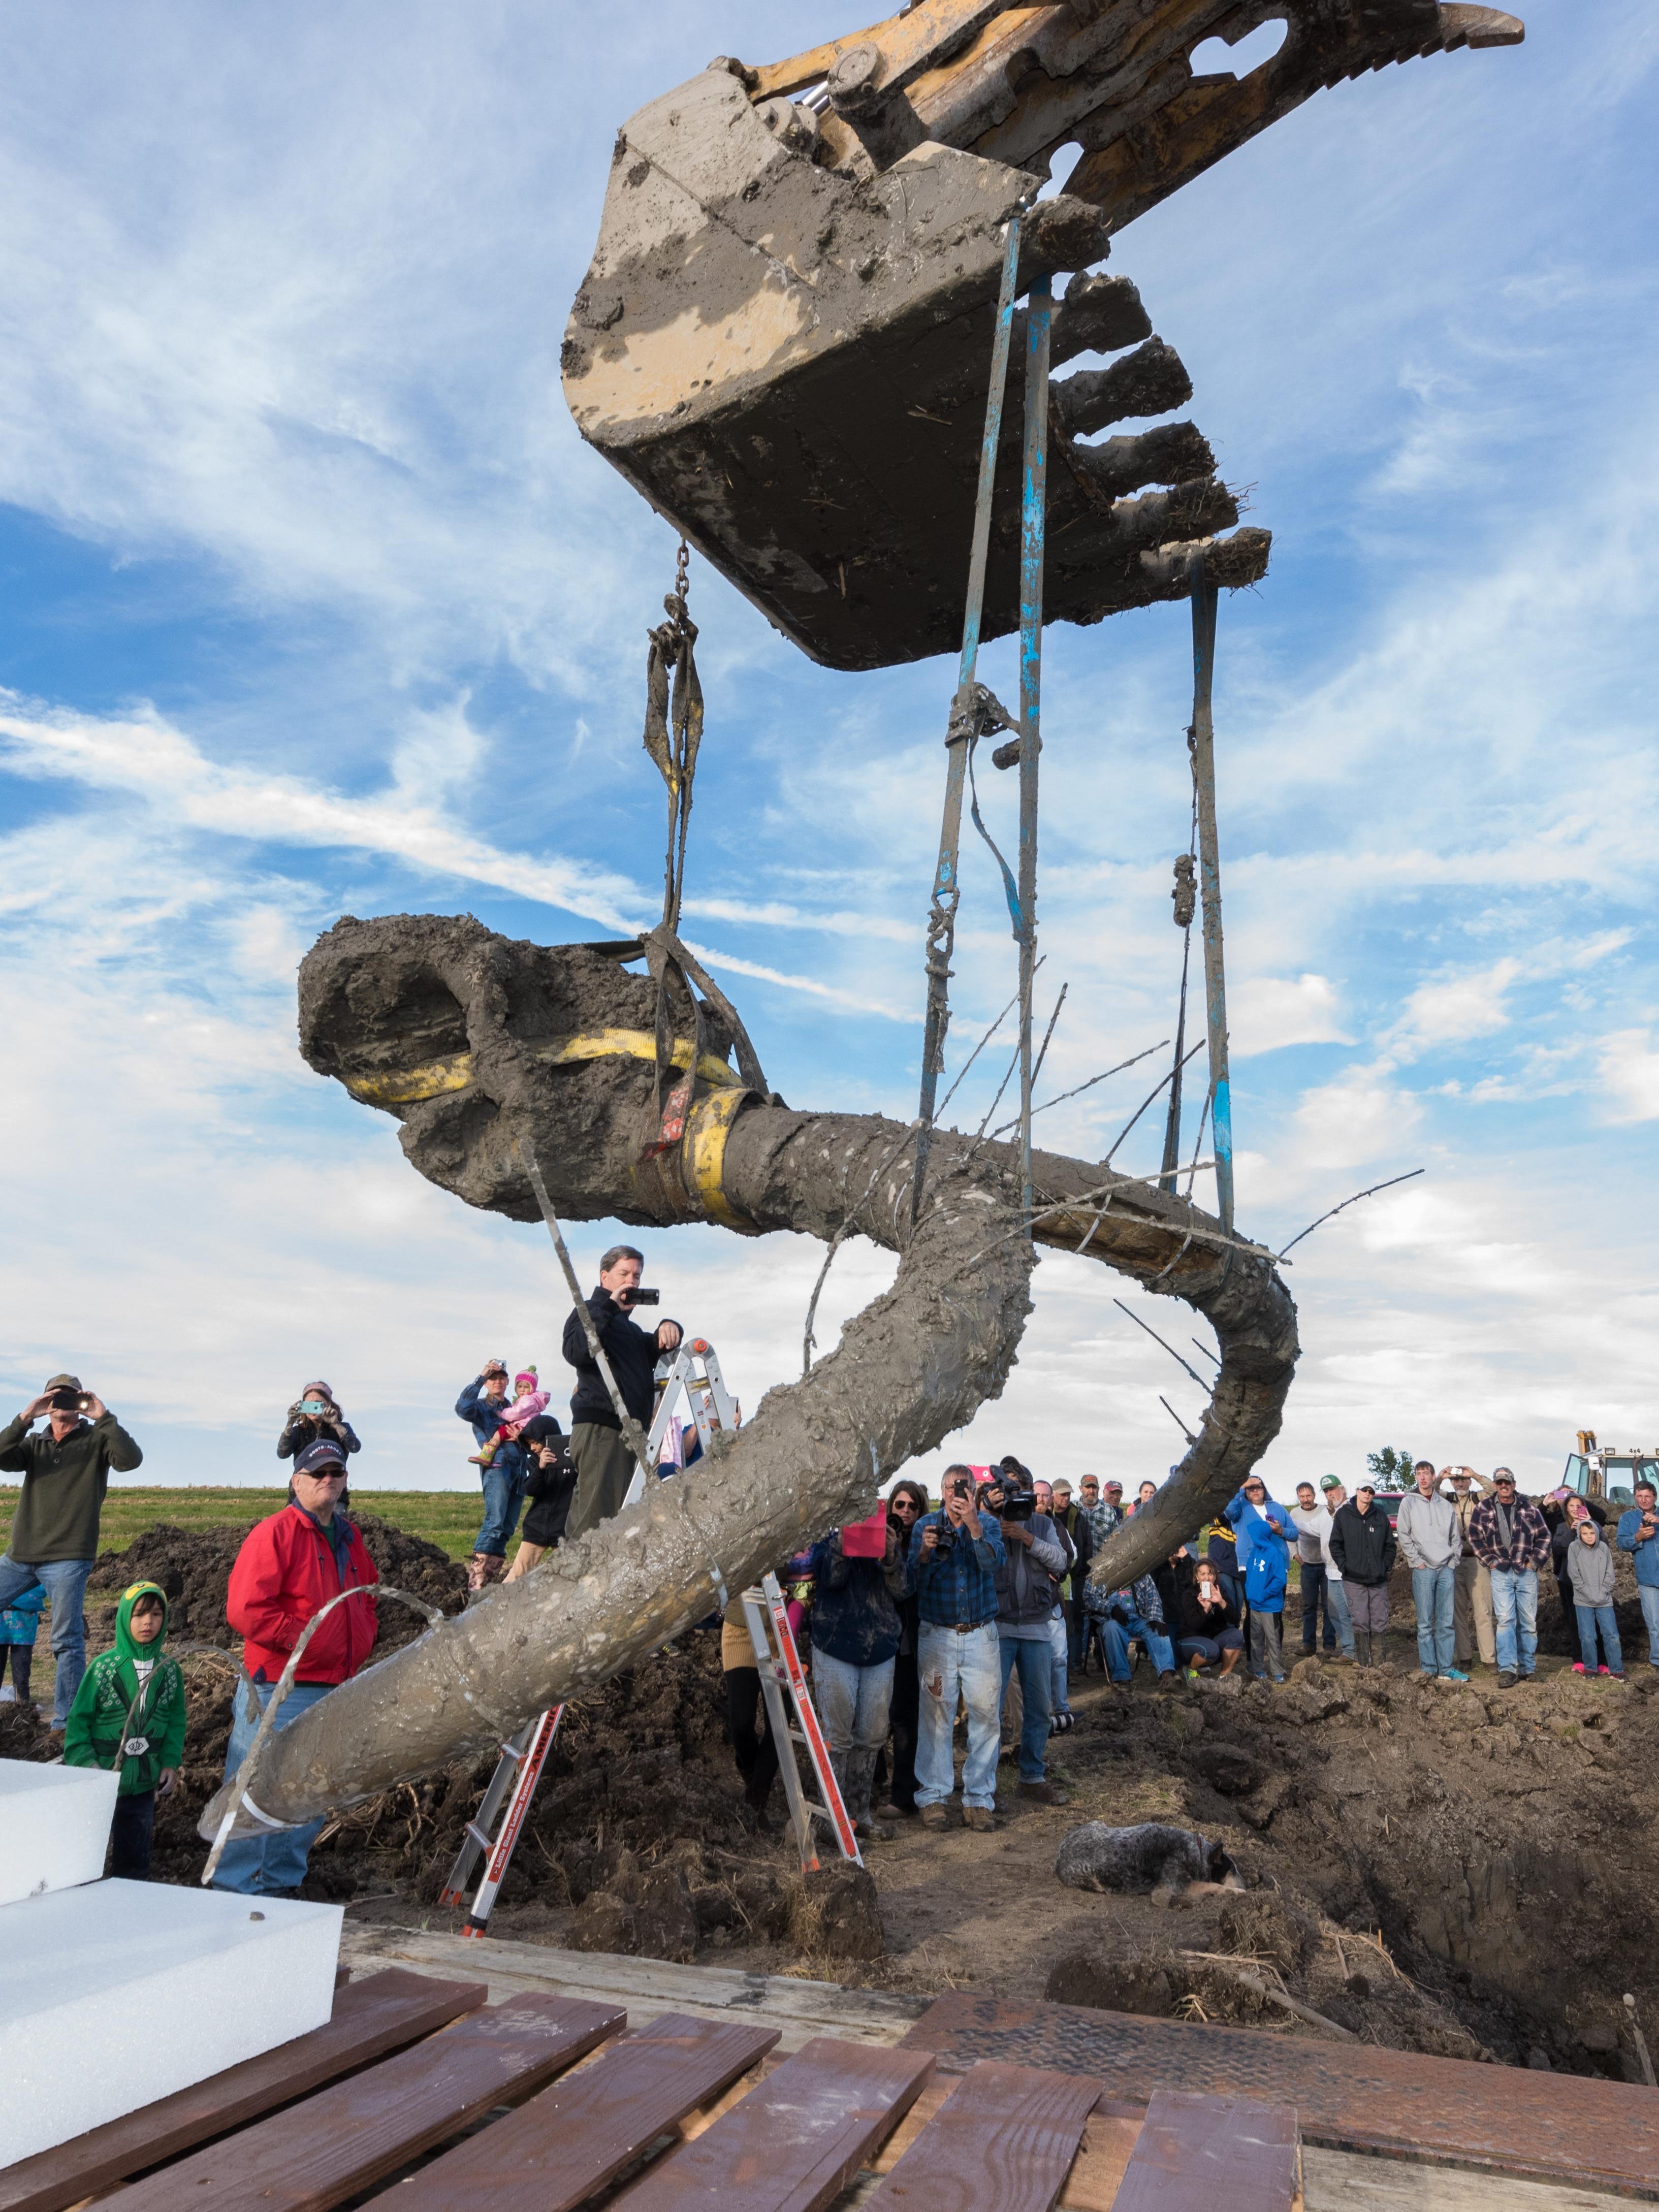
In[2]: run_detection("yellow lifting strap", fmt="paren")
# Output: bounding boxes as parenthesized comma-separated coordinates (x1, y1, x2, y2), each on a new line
(342, 1028, 744, 1109)
(343, 1027, 756, 1232)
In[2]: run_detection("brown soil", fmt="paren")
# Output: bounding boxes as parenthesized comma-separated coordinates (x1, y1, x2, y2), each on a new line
(8, 1522, 1655, 2089)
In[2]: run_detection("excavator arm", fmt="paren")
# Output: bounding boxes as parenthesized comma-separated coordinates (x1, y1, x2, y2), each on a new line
(561, 2, 1521, 669)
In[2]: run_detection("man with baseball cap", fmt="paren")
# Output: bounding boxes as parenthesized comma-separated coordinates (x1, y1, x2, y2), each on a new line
(214, 1437, 378, 1895)
(455, 1356, 524, 1588)
(1468, 1468, 1551, 1685)
(0, 1373, 143, 1725)
(1328, 1480, 1396, 1666)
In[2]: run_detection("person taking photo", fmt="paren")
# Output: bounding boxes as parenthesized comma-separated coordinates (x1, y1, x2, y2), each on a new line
(0, 1373, 143, 1727)
(562, 1245, 682, 1538)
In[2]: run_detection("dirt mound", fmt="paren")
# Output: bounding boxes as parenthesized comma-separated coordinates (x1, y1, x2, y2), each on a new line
(1042, 1657, 1659, 2078)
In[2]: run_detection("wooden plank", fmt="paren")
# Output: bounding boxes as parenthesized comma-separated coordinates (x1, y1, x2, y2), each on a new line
(616, 2037, 936, 2212)
(863, 2059, 1101, 2212)
(384, 2011, 782, 2212)
(0, 1968, 487, 2212)
(870, 2078, 956, 2171)
(1111, 2088, 1298, 2212)
(341, 1926, 928, 2046)
(1302, 2145, 1644, 2212)
(109, 1992, 624, 2212)
(902, 1994, 1659, 2199)
(1060, 2111, 1143, 2211)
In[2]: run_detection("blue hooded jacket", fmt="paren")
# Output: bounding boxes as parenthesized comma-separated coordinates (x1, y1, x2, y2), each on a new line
(1224, 1489, 1294, 1610)
(1616, 1504, 1659, 1589)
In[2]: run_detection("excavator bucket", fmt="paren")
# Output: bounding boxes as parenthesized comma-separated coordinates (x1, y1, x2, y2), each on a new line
(561, 2, 1520, 671)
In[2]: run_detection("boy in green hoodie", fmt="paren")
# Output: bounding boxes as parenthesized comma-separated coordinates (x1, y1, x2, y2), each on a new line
(62, 1580, 186, 1879)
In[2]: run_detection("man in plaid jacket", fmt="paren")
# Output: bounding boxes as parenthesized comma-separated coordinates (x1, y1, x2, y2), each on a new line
(1468, 1469, 1552, 1687)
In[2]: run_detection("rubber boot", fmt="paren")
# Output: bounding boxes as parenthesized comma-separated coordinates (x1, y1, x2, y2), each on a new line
(1354, 1629, 1372, 1668)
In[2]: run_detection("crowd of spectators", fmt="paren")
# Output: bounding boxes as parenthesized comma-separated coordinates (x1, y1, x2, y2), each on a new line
(5, 1319, 1655, 1872)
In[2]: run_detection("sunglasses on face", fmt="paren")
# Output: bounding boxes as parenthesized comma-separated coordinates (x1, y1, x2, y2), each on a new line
(891, 1499, 919, 1513)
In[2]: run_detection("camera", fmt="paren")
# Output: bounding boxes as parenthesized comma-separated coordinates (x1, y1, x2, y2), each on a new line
(48, 1389, 83, 1413)
(932, 1527, 956, 1556)
(999, 1490, 1037, 1523)
(619, 1287, 660, 1308)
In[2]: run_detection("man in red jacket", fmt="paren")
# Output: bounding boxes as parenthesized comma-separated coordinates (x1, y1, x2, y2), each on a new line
(211, 1439, 378, 1896)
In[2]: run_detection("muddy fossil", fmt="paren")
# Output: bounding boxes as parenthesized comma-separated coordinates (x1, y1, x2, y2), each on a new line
(199, 915, 1297, 1840)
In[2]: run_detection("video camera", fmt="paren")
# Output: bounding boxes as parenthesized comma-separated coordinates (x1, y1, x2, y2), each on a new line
(618, 1287, 661, 1308)
(998, 1490, 1037, 1523)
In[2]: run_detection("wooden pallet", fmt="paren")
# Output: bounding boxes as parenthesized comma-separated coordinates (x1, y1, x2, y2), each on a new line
(2, 1969, 1305, 2212)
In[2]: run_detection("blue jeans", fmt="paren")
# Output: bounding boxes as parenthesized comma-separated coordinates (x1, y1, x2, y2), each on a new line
(1640, 1585, 1659, 1669)
(1100, 1609, 1175, 1681)
(1300, 1562, 1337, 1652)
(474, 1463, 526, 1556)
(999, 1634, 1052, 1784)
(916, 1622, 1002, 1811)
(1575, 1604, 1622, 1674)
(810, 1647, 895, 1826)
(1411, 1564, 1456, 1674)
(1047, 1608, 1071, 1715)
(0, 1554, 93, 1724)
(211, 1678, 336, 1895)
(1323, 1578, 1355, 1659)
(1488, 1566, 1538, 1675)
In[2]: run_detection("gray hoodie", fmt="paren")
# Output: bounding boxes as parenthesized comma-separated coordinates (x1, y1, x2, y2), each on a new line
(1566, 1529, 1616, 1608)
(1395, 1487, 1460, 1572)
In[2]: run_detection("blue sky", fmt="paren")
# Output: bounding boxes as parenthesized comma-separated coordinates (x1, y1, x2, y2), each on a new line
(1, 1, 1654, 1500)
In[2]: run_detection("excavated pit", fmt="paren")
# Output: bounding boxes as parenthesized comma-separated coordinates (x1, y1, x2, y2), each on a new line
(14, 1517, 1654, 2088)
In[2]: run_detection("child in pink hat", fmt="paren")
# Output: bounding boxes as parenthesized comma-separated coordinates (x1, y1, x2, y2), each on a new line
(468, 1369, 550, 1467)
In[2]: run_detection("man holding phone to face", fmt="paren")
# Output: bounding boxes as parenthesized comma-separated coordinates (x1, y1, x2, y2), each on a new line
(0, 1373, 143, 1726)
(562, 1244, 682, 1538)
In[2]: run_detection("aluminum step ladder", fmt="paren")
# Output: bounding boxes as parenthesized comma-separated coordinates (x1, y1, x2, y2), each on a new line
(436, 1704, 564, 1936)
(622, 1336, 738, 1509)
(744, 1571, 862, 1873)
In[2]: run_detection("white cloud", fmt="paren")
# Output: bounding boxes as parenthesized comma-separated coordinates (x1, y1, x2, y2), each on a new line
(1594, 1029, 1659, 1125)
(1392, 956, 1522, 1054)
(1230, 972, 1352, 1055)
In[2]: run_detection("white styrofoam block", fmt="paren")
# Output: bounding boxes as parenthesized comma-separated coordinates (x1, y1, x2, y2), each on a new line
(0, 1758, 118, 1905)
(2, 1880, 342, 2164)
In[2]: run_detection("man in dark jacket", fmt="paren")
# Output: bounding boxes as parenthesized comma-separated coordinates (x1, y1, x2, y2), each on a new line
(0, 1373, 143, 1725)
(214, 1438, 379, 1896)
(562, 1245, 682, 1539)
(991, 1477, 1071, 1809)
(1328, 1481, 1396, 1666)
(1050, 1480, 1094, 1672)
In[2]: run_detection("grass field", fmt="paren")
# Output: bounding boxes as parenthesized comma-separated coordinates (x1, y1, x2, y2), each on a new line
(0, 1485, 486, 1563)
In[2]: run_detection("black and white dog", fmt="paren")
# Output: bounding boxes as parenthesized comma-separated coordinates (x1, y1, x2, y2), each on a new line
(1055, 1821, 1245, 1904)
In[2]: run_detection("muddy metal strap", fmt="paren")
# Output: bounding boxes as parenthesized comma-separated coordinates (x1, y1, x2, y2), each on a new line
(912, 211, 1024, 1220)
(1187, 551, 1235, 1235)
(1015, 272, 1051, 1229)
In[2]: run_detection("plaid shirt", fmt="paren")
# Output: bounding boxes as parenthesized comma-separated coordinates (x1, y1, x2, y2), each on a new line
(907, 1510, 1008, 1629)
(1082, 1498, 1123, 1548)
(1467, 1493, 1551, 1573)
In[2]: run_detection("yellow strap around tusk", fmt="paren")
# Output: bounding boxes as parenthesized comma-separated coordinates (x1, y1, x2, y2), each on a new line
(343, 1030, 742, 1108)
(684, 1085, 752, 1230)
